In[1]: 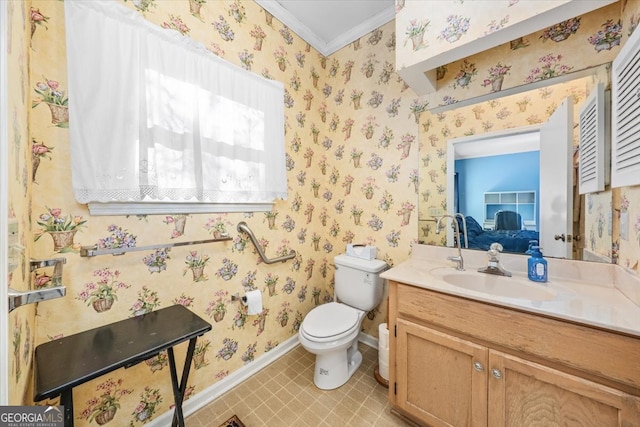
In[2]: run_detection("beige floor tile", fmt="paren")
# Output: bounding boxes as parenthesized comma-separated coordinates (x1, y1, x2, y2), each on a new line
(323, 410, 347, 426)
(307, 399, 332, 418)
(274, 404, 299, 424)
(252, 402, 276, 424)
(297, 408, 325, 426)
(238, 411, 262, 426)
(202, 407, 235, 426)
(354, 404, 381, 425)
(272, 371, 291, 387)
(333, 399, 360, 419)
(347, 386, 371, 404)
(252, 384, 274, 402)
(193, 343, 407, 426)
(228, 397, 254, 417)
(273, 386, 295, 405)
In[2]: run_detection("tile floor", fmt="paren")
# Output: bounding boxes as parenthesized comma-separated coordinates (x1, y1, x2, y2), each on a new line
(186, 343, 413, 426)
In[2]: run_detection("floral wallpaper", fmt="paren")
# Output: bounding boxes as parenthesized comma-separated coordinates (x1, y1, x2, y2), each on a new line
(15, 0, 418, 423)
(396, 0, 575, 69)
(586, 190, 614, 261)
(397, 1, 625, 108)
(6, 0, 37, 406)
(418, 0, 640, 274)
(614, 187, 640, 269)
(8, 0, 640, 421)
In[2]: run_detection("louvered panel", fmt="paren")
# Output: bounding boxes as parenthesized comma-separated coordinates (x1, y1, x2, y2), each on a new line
(612, 25, 640, 187)
(616, 96, 640, 130)
(617, 116, 640, 142)
(617, 143, 640, 171)
(578, 83, 607, 194)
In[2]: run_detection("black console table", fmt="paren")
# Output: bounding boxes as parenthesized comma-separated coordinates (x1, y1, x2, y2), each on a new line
(34, 305, 212, 427)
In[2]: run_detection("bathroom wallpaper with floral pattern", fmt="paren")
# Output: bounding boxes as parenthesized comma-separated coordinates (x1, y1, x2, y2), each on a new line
(7, 0, 36, 408)
(12, 0, 419, 423)
(417, 0, 640, 272)
(396, 0, 575, 68)
(397, 1, 624, 108)
(8, 0, 640, 421)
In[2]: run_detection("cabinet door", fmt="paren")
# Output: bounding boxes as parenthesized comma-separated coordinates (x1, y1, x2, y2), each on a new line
(488, 350, 640, 426)
(396, 319, 488, 427)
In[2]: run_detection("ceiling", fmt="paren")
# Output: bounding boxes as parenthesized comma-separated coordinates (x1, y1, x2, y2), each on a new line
(254, 0, 396, 56)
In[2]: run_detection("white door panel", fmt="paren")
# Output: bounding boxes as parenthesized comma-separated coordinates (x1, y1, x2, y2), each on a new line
(540, 98, 573, 259)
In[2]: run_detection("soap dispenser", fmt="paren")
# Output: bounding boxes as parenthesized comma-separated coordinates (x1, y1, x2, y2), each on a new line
(525, 240, 539, 255)
(527, 246, 547, 283)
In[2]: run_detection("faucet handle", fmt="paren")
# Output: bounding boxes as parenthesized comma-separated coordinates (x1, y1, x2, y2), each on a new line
(487, 243, 504, 265)
(489, 242, 504, 253)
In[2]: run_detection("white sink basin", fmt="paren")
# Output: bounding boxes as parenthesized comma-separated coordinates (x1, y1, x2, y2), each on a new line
(430, 268, 556, 301)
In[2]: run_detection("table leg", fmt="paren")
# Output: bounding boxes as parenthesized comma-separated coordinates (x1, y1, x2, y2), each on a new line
(60, 389, 74, 427)
(168, 337, 197, 427)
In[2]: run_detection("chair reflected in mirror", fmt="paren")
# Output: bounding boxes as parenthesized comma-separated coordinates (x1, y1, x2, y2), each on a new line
(494, 210, 522, 231)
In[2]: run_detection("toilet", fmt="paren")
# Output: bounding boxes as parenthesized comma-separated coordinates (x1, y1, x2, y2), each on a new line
(299, 254, 387, 390)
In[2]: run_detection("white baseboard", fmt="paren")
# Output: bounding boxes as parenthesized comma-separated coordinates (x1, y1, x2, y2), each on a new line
(147, 332, 378, 426)
(359, 331, 378, 349)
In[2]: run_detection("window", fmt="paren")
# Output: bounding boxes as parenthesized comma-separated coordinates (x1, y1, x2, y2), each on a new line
(64, 1, 286, 215)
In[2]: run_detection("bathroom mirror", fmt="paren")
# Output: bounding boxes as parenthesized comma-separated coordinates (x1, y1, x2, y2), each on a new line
(419, 65, 613, 263)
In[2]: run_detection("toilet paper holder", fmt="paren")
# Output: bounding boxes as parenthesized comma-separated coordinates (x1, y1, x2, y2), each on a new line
(230, 293, 247, 303)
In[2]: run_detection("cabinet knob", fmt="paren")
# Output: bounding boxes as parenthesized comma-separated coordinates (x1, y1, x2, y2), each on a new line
(473, 362, 484, 372)
(491, 368, 502, 379)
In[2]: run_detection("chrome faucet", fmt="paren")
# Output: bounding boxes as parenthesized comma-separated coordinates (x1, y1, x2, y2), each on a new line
(478, 243, 512, 277)
(454, 213, 468, 249)
(435, 214, 464, 271)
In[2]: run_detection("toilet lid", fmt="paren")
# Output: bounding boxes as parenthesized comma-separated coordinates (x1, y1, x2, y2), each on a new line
(302, 302, 359, 338)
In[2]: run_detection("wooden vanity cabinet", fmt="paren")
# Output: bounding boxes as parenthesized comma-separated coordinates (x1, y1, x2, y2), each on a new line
(488, 350, 639, 426)
(395, 319, 488, 426)
(388, 281, 640, 427)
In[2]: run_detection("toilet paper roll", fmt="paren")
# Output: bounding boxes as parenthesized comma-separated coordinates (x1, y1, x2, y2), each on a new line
(379, 360, 389, 381)
(243, 289, 263, 315)
(378, 323, 389, 351)
(378, 322, 390, 376)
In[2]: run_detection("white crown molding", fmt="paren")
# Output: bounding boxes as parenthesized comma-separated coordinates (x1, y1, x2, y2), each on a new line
(254, 0, 395, 56)
(255, 0, 327, 52)
(324, 7, 396, 56)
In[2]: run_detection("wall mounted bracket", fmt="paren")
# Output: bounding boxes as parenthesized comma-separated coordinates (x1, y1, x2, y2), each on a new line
(8, 287, 66, 313)
(7, 258, 69, 312)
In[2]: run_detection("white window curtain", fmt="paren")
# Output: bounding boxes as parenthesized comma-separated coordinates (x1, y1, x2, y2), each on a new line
(64, 0, 286, 211)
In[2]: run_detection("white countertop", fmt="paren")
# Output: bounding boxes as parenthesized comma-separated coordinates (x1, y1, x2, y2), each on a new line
(381, 245, 640, 338)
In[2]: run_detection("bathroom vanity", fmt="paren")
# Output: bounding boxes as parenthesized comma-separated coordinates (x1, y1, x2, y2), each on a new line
(382, 245, 640, 427)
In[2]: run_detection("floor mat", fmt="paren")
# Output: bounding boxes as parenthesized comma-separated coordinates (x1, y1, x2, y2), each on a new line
(219, 414, 246, 427)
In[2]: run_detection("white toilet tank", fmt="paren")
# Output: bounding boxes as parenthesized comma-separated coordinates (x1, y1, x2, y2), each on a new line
(334, 254, 388, 311)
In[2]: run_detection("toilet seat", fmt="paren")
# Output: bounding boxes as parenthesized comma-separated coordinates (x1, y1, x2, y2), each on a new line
(301, 302, 360, 343)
